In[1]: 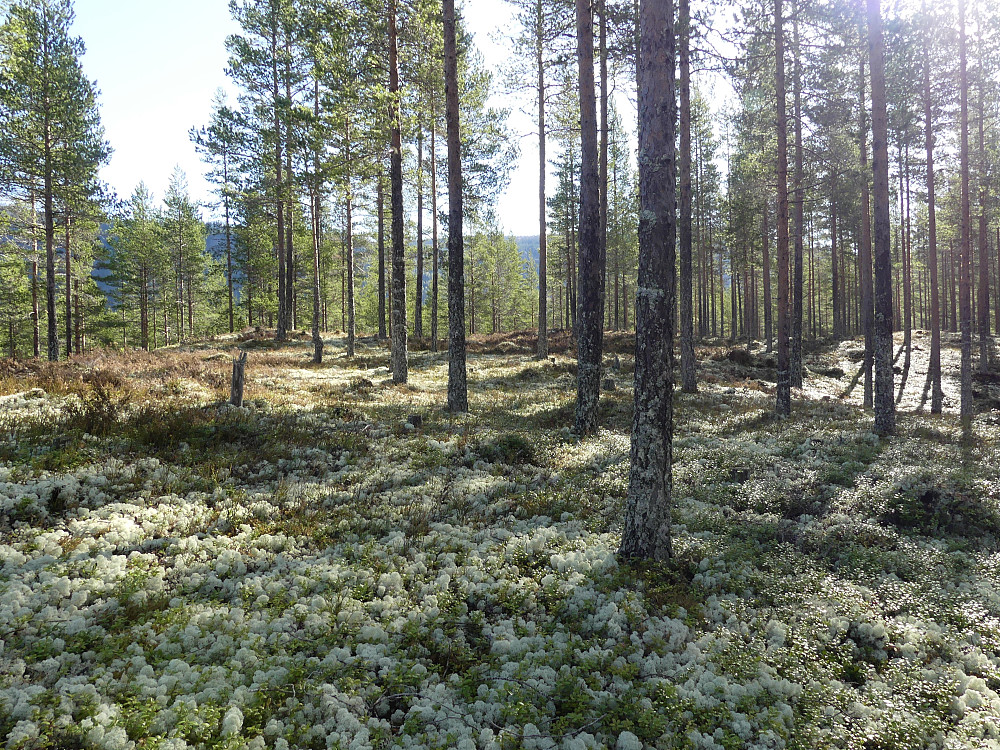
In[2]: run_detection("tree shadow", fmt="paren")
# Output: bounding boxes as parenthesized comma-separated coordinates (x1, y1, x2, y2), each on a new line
(839, 361, 866, 400)
(895, 344, 911, 406)
(917, 367, 934, 412)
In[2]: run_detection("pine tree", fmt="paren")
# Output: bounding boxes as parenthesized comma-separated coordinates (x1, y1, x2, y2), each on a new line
(678, 0, 696, 393)
(620, 0, 675, 562)
(0, 0, 108, 361)
(192, 90, 241, 334)
(573, 0, 603, 435)
(443, 0, 467, 411)
(775, 0, 791, 417)
(868, 0, 895, 437)
(389, 0, 408, 384)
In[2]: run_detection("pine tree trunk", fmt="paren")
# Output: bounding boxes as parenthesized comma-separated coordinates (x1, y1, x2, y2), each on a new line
(868, 0, 896, 436)
(221, 144, 234, 334)
(73, 280, 80, 354)
(431, 105, 440, 353)
(598, 0, 609, 343)
(284, 35, 295, 337)
(312, 85, 324, 364)
(346, 151, 356, 359)
(389, 0, 408, 384)
(903, 143, 913, 356)
(620, 0, 675, 562)
(831, 193, 840, 339)
(995, 227, 999, 335)
(443, 0, 467, 410)
(775, 0, 791, 416)
(978, 43, 991, 373)
(32, 257, 40, 358)
(679, 0, 696, 392)
(536, 0, 548, 359)
(763, 205, 773, 352)
(790, 5, 804, 387)
(377, 177, 386, 340)
(140, 267, 149, 351)
(64, 216, 71, 358)
(272, 8, 287, 343)
(415, 122, 424, 339)
(958, 0, 973, 428)
(573, 0, 603, 435)
(859, 31, 875, 409)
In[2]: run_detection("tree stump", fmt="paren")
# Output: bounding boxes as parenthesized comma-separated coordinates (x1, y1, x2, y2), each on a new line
(230, 351, 248, 407)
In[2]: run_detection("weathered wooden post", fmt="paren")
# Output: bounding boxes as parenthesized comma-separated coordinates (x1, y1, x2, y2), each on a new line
(230, 351, 247, 407)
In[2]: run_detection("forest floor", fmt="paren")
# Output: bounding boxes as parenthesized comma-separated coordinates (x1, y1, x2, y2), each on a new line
(1, 330, 1000, 750)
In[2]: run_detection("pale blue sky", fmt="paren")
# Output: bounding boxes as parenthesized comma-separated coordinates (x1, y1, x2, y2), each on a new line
(70, 0, 547, 235)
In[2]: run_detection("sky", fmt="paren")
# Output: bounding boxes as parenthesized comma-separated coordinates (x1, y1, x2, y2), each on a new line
(70, 0, 551, 236)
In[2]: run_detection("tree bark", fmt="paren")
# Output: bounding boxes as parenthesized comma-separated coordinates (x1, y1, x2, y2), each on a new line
(790, 3, 804, 387)
(573, 0, 603, 435)
(230, 351, 247, 407)
(763, 203, 773, 352)
(377, 176, 386, 340)
(283, 31, 295, 336)
(831, 192, 840, 339)
(271, 6, 287, 343)
(346, 122, 356, 359)
(620, 0, 675, 562)
(415, 121, 424, 339)
(859, 28, 874, 409)
(224, 148, 234, 333)
(431, 104, 440, 353)
(958, 0, 973, 428)
(598, 0, 608, 344)
(44, 124, 57, 361)
(64, 215, 71, 358)
(443, 0, 467, 410)
(389, 0, 408, 384)
(978, 28, 990, 373)
(775, 0, 791, 416)
(536, 0, 548, 359)
(679, 0, 696, 392)
(868, 0, 895, 436)
(312, 84, 324, 364)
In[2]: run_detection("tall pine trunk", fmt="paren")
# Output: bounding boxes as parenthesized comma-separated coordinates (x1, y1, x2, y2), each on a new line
(679, 0, 696, 392)
(346, 119, 356, 359)
(443, 0, 467, 411)
(978, 34, 990, 373)
(389, 0, 408, 384)
(791, 4, 804, 387)
(64, 216, 71, 358)
(958, 0, 973, 428)
(536, 0, 548, 359)
(859, 29, 874, 409)
(868, 0, 895, 436)
(31, 193, 39, 358)
(598, 0, 608, 345)
(775, 0, 791, 416)
(573, 0, 603, 435)
(312, 85, 324, 364)
(431, 107, 440, 353)
(415, 122, 424, 339)
(377, 177, 386, 340)
(620, 0, 675, 562)
(763, 204, 773, 352)
(271, 6, 287, 343)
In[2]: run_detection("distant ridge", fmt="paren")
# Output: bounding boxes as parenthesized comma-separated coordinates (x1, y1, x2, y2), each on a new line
(515, 235, 539, 269)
